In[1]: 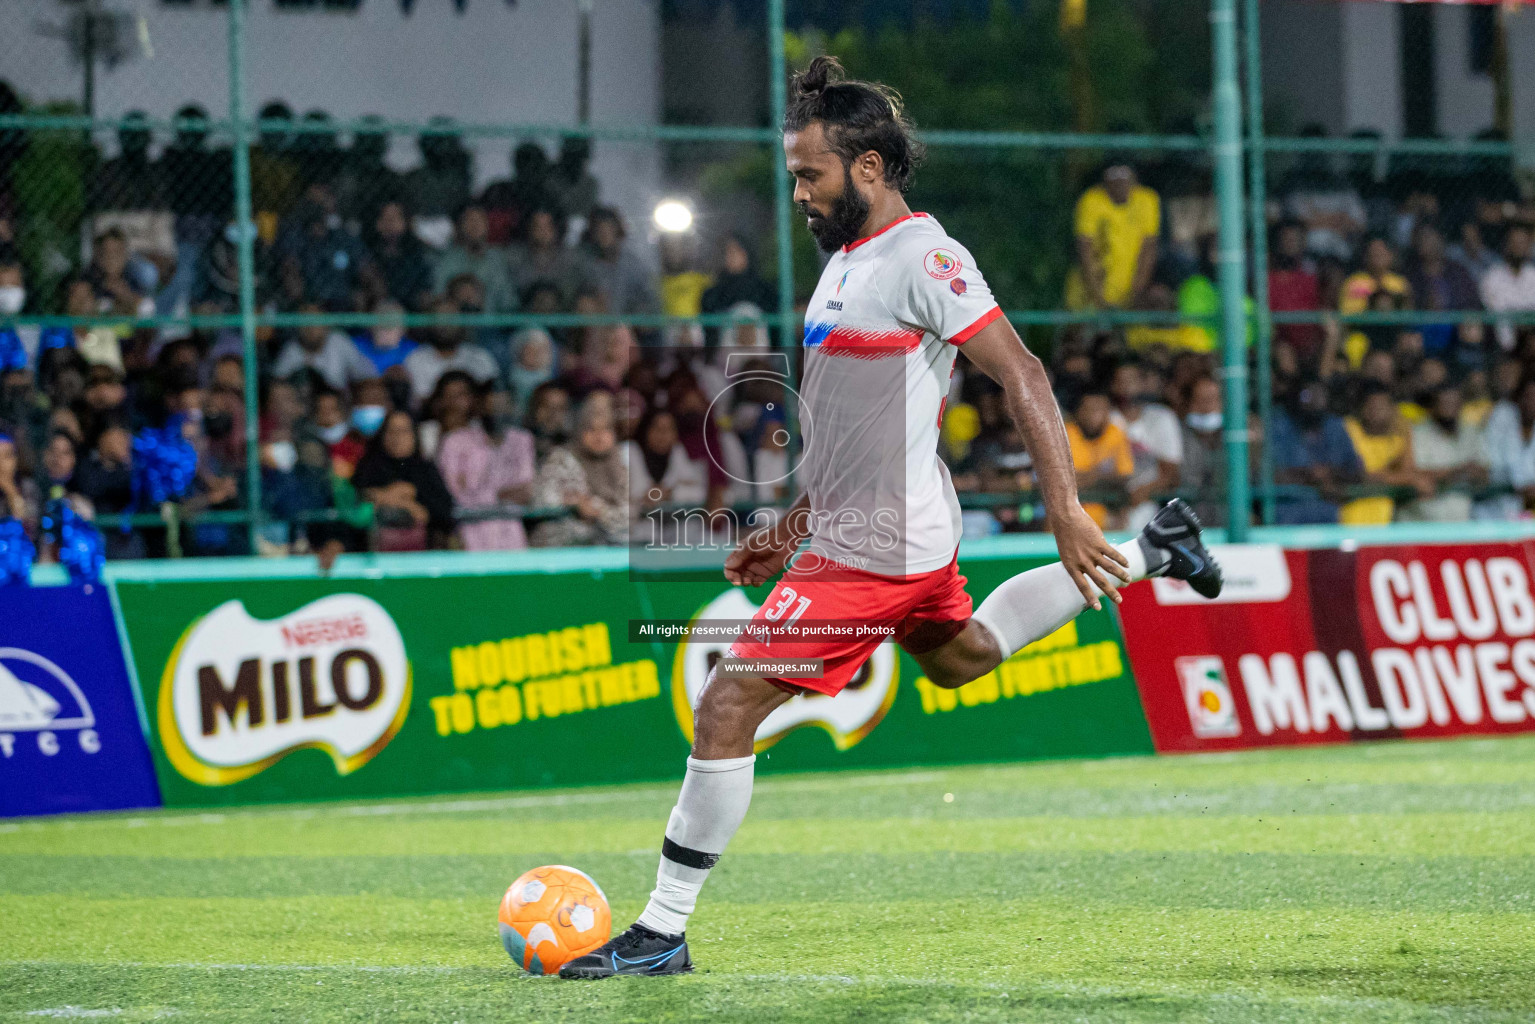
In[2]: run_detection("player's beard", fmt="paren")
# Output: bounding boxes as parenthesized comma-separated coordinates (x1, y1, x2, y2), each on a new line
(800, 164, 871, 253)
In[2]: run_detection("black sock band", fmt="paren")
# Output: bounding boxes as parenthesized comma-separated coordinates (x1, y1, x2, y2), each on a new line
(661, 836, 721, 870)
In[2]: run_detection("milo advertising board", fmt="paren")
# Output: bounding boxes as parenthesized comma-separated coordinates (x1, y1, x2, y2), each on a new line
(116, 550, 1152, 808)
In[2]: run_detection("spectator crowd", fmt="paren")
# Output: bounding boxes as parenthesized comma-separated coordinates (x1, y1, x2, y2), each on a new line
(1, 94, 1533, 563)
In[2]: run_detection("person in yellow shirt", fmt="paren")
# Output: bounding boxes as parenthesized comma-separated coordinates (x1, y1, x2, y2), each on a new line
(1341, 385, 1435, 525)
(659, 236, 712, 319)
(1338, 236, 1412, 367)
(1065, 390, 1134, 528)
(1067, 162, 1161, 310)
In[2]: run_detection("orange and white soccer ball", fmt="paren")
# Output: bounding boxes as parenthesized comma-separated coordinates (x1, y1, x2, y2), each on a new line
(498, 865, 612, 975)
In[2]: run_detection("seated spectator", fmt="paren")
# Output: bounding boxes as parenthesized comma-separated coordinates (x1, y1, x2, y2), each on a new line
(77, 365, 129, 446)
(659, 235, 712, 319)
(546, 137, 599, 220)
(526, 380, 572, 462)
(563, 324, 639, 399)
(72, 423, 142, 558)
(274, 198, 364, 310)
(1340, 385, 1433, 525)
(1449, 318, 1492, 380)
(0, 430, 39, 535)
(91, 112, 161, 212)
(444, 272, 505, 352)
(352, 409, 456, 551)
(1404, 383, 1487, 523)
(85, 228, 153, 318)
(1066, 160, 1160, 311)
(1449, 219, 1500, 282)
(1177, 375, 1227, 527)
(307, 386, 366, 475)
(434, 371, 536, 551)
(271, 304, 381, 392)
(506, 328, 557, 420)
(434, 203, 515, 313)
(1279, 137, 1365, 260)
(60, 277, 125, 374)
(1482, 373, 1535, 516)
(259, 378, 305, 444)
(530, 394, 629, 547)
(352, 300, 418, 376)
(1109, 360, 1182, 530)
(1406, 222, 1482, 355)
(405, 121, 473, 221)
(580, 207, 659, 315)
(481, 143, 555, 244)
(701, 234, 776, 348)
(403, 298, 500, 407)
(1268, 219, 1323, 358)
(262, 429, 336, 553)
(627, 407, 708, 514)
(362, 200, 434, 311)
(1340, 236, 1412, 367)
(1270, 383, 1361, 524)
(1479, 222, 1535, 351)
(1065, 390, 1133, 529)
(0, 251, 37, 365)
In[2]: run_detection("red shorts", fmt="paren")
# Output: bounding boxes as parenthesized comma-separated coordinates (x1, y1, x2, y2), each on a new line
(726, 553, 973, 696)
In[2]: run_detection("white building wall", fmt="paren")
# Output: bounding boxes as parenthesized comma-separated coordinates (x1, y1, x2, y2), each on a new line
(1338, 0, 1401, 138)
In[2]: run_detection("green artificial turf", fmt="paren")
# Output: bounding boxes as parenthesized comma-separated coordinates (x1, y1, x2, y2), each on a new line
(2, 736, 1533, 1023)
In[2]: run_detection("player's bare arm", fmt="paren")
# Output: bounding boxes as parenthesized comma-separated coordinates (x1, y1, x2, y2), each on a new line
(723, 495, 813, 587)
(960, 318, 1132, 611)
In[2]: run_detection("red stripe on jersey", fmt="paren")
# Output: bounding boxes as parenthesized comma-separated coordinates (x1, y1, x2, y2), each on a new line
(815, 325, 926, 359)
(841, 212, 932, 253)
(948, 305, 1004, 345)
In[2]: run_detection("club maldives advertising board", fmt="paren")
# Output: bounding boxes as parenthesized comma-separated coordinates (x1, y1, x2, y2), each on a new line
(1118, 541, 1535, 752)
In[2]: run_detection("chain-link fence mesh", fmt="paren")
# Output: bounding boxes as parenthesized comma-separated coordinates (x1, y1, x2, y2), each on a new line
(0, 0, 1533, 563)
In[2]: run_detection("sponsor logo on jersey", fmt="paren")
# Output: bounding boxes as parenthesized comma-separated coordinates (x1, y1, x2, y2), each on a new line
(0, 648, 99, 758)
(924, 248, 962, 281)
(157, 594, 411, 785)
(950, 278, 967, 295)
(826, 299, 843, 311)
(671, 589, 897, 751)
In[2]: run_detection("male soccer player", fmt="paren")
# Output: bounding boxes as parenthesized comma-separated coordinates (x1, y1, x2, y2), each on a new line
(561, 56, 1223, 979)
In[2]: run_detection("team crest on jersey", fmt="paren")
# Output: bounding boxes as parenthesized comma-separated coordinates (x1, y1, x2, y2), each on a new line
(836, 270, 850, 294)
(924, 248, 961, 280)
(950, 278, 967, 295)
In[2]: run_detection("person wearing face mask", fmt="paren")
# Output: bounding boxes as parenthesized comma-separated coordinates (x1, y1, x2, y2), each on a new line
(1403, 383, 1488, 523)
(352, 300, 418, 377)
(1270, 383, 1362, 524)
(352, 409, 457, 551)
(0, 253, 38, 369)
(306, 387, 366, 476)
(402, 297, 500, 407)
(1177, 375, 1227, 527)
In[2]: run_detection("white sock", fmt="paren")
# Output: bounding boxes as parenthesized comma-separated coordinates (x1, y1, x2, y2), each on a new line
(971, 539, 1158, 660)
(635, 753, 756, 937)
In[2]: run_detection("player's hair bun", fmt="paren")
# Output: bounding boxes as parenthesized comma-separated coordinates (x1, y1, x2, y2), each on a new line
(794, 55, 845, 99)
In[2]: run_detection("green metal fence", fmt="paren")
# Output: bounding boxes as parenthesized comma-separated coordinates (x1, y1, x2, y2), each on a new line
(1, 0, 1532, 555)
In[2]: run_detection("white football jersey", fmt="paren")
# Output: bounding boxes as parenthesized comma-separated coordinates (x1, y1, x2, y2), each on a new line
(796, 212, 1002, 577)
